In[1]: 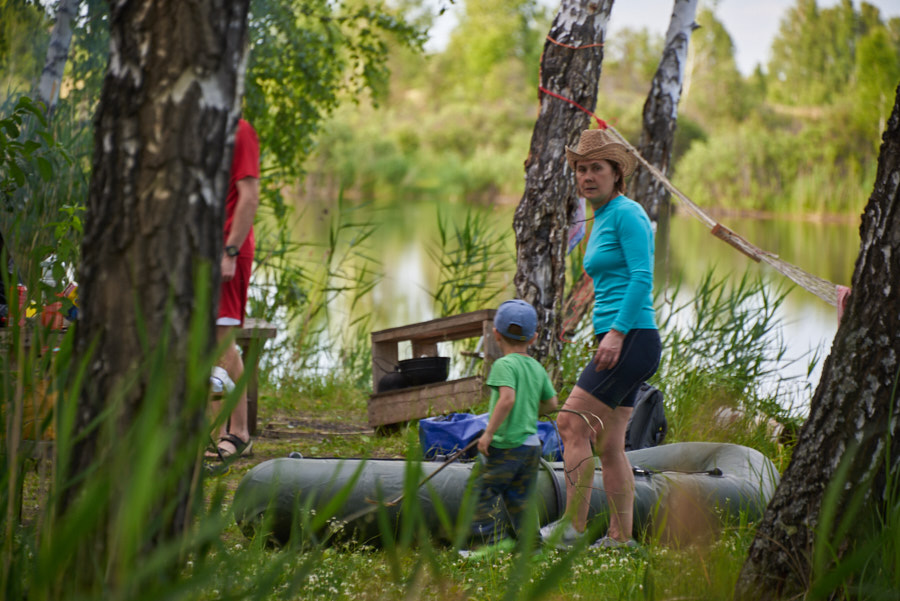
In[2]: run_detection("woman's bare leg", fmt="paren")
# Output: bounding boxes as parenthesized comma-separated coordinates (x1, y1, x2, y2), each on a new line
(597, 405, 634, 541)
(557, 385, 610, 531)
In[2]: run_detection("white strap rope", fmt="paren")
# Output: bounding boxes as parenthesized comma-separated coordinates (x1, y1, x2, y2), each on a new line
(606, 125, 840, 307)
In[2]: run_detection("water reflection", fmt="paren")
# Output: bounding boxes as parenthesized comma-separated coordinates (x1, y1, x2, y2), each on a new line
(290, 198, 859, 399)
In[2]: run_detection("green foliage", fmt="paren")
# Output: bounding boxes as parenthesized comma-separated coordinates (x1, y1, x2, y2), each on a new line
(300, 0, 896, 218)
(851, 27, 900, 148)
(0, 95, 82, 303)
(245, 0, 425, 179)
(305, 98, 535, 203)
(251, 195, 382, 390)
(0, 0, 48, 95)
(808, 423, 900, 599)
(675, 111, 875, 215)
(430, 208, 514, 317)
(437, 0, 545, 102)
(653, 270, 807, 469)
(766, 0, 886, 108)
(602, 27, 665, 96)
(0, 96, 53, 195)
(62, 0, 111, 114)
(682, 8, 751, 127)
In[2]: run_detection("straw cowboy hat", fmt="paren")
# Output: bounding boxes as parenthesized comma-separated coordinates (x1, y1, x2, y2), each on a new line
(565, 128, 637, 176)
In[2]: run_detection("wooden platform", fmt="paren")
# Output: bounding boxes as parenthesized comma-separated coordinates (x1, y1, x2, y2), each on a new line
(235, 317, 277, 436)
(368, 309, 501, 428)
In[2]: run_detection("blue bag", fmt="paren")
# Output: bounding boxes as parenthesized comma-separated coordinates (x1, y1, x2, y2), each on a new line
(419, 413, 564, 461)
(418, 413, 487, 460)
(537, 420, 564, 461)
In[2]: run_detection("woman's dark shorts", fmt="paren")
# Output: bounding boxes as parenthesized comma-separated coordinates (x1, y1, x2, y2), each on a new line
(575, 328, 661, 409)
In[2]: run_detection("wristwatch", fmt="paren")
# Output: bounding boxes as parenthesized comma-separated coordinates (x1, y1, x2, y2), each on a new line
(225, 245, 240, 257)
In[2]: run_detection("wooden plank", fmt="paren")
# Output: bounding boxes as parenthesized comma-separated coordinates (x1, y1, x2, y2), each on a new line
(410, 341, 438, 358)
(234, 318, 278, 437)
(367, 376, 487, 427)
(236, 317, 277, 340)
(371, 309, 496, 344)
(372, 340, 399, 392)
(482, 318, 502, 377)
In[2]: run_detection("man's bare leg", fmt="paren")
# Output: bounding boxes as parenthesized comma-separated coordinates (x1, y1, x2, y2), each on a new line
(210, 325, 249, 456)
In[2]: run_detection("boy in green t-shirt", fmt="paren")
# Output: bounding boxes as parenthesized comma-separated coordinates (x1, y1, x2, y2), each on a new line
(466, 299, 558, 551)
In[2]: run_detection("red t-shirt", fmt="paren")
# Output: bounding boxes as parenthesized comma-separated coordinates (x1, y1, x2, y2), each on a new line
(224, 119, 260, 257)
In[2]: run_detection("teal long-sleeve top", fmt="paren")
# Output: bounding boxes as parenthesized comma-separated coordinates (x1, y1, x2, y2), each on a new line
(584, 195, 657, 335)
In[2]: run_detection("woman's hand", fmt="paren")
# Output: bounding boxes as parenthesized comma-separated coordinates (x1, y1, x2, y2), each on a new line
(593, 329, 625, 371)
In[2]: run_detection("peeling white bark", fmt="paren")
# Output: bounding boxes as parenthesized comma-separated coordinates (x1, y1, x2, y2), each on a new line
(630, 0, 698, 222)
(513, 0, 614, 364)
(36, 0, 80, 114)
(737, 85, 900, 600)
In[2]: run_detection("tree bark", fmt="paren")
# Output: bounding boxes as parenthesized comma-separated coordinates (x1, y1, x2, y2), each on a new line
(560, 0, 697, 341)
(514, 0, 614, 366)
(65, 0, 251, 590)
(630, 0, 697, 223)
(735, 82, 900, 600)
(35, 0, 81, 116)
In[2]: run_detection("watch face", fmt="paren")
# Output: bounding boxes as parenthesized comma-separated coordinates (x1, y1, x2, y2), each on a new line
(226, 246, 240, 257)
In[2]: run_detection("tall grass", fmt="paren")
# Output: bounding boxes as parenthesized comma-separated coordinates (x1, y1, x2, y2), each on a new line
(806, 377, 900, 600)
(429, 208, 513, 318)
(556, 268, 810, 465)
(653, 270, 810, 466)
(251, 194, 382, 392)
(1, 262, 851, 600)
(2, 99, 880, 597)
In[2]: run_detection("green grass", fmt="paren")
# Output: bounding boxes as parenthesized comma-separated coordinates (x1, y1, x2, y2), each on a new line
(0, 215, 884, 601)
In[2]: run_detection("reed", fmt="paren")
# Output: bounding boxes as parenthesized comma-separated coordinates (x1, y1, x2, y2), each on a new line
(251, 194, 382, 391)
(654, 270, 807, 467)
(1, 105, 875, 597)
(430, 208, 514, 318)
(1, 268, 858, 600)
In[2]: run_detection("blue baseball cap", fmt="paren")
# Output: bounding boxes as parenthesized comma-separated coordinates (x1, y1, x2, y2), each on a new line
(495, 299, 537, 341)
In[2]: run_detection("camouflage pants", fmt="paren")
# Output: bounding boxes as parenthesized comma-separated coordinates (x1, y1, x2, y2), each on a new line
(470, 444, 541, 542)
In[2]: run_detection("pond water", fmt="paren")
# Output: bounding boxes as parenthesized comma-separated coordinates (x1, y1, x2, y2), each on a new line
(284, 197, 860, 406)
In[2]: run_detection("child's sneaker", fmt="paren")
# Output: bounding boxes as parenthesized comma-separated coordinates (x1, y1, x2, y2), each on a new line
(589, 535, 639, 550)
(539, 519, 583, 550)
(458, 538, 516, 561)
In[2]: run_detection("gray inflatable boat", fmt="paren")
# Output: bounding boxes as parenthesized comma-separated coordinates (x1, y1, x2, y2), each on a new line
(232, 442, 779, 546)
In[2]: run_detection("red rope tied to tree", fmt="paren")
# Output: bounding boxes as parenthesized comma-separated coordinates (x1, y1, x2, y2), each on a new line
(545, 36, 604, 50)
(536, 34, 609, 344)
(537, 85, 608, 130)
(536, 31, 847, 341)
(538, 36, 608, 129)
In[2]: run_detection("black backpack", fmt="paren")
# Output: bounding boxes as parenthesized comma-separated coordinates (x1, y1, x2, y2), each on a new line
(624, 383, 667, 451)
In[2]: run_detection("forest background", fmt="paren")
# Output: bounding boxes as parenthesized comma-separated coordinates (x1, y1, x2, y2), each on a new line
(297, 0, 900, 217)
(6, 0, 898, 216)
(2, 1, 900, 599)
(3, 0, 899, 397)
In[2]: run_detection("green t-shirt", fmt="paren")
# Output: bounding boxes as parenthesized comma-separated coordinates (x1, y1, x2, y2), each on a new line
(486, 353, 557, 448)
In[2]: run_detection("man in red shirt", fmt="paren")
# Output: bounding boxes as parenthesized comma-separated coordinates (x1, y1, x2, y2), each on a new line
(208, 118, 260, 460)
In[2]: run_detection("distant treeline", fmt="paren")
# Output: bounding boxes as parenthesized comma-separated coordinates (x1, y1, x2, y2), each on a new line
(302, 1, 900, 216)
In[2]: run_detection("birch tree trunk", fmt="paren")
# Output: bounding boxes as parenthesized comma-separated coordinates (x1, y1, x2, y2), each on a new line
(35, 0, 81, 116)
(63, 0, 251, 591)
(630, 0, 697, 223)
(561, 0, 697, 341)
(735, 83, 900, 600)
(514, 0, 613, 365)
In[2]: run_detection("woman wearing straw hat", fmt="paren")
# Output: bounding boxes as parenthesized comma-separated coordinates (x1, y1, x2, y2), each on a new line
(541, 128, 661, 549)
